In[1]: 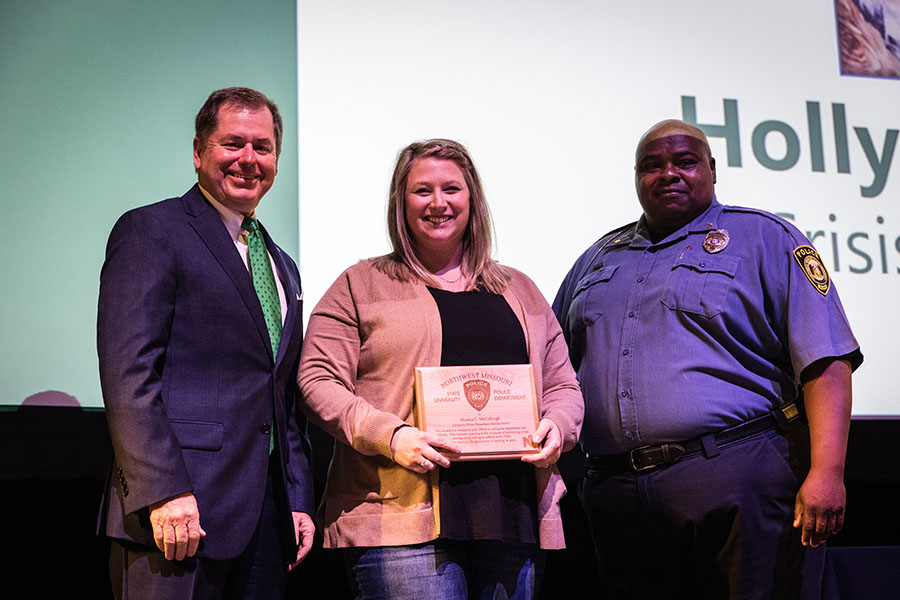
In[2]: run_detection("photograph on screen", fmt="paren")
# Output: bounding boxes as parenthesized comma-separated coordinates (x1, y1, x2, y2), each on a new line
(836, 0, 900, 78)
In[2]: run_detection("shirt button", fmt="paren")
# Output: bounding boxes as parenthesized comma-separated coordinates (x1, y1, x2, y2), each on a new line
(622, 349, 629, 356)
(699, 261, 706, 267)
(620, 390, 628, 398)
(636, 277, 644, 283)
(260, 423, 271, 435)
(625, 431, 635, 440)
(628, 311, 635, 318)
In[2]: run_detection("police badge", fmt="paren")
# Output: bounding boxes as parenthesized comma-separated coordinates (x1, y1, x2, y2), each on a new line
(702, 229, 730, 253)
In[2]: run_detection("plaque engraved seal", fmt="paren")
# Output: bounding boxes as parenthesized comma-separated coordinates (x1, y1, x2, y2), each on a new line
(464, 379, 490, 411)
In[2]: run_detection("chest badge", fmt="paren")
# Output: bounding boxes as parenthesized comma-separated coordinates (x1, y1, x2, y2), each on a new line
(702, 229, 730, 253)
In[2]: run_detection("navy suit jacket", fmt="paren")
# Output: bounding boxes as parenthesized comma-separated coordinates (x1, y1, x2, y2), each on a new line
(97, 184, 314, 561)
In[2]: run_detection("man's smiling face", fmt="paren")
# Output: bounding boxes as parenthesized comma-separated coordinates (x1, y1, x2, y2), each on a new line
(193, 103, 278, 214)
(635, 124, 716, 238)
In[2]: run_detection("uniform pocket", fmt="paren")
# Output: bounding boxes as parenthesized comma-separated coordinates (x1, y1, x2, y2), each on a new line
(568, 264, 619, 332)
(661, 254, 739, 317)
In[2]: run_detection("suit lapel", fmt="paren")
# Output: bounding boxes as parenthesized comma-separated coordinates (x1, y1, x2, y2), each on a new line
(181, 185, 274, 360)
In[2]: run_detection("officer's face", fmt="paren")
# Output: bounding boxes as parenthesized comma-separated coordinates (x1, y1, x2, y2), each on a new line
(635, 130, 716, 238)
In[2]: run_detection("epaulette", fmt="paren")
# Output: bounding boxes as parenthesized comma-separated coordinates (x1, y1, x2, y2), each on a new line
(572, 222, 637, 279)
(721, 204, 793, 226)
(594, 221, 638, 248)
(720, 205, 799, 238)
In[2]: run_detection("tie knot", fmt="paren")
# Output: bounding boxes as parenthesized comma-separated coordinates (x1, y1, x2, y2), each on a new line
(241, 216, 259, 234)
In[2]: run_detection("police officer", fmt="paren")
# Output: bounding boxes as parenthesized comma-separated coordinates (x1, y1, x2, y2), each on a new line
(553, 119, 863, 599)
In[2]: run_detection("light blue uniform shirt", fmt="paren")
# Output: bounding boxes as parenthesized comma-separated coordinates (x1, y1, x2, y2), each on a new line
(554, 199, 863, 455)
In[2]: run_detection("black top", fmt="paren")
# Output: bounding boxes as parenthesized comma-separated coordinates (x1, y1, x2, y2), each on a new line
(428, 287, 538, 544)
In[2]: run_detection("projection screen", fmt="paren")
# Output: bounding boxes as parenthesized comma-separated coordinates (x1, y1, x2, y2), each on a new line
(298, 0, 899, 416)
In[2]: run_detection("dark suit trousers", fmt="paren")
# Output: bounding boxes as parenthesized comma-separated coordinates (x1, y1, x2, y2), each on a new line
(109, 471, 289, 600)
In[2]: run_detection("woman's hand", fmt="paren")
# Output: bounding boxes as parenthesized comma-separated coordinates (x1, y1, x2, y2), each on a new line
(521, 418, 562, 468)
(390, 426, 462, 473)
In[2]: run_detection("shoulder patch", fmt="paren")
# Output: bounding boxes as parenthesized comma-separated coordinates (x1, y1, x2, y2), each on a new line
(792, 245, 830, 296)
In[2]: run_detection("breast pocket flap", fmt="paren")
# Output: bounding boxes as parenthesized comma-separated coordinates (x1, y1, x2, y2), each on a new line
(573, 264, 619, 298)
(674, 253, 739, 277)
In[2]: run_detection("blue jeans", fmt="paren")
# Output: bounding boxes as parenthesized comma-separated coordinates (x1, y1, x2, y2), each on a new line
(342, 539, 546, 600)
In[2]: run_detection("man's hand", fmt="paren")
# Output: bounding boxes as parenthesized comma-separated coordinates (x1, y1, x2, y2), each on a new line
(148, 492, 206, 561)
(289, 511, 315, 570)
(794, 469, 846, 547)
(521, 418, 562, 468)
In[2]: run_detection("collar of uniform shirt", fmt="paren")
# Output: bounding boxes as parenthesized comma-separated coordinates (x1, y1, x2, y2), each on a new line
(633, 197, 723, 247)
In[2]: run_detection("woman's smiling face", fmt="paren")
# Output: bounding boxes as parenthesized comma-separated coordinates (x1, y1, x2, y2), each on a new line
(404, 157, 471, 268)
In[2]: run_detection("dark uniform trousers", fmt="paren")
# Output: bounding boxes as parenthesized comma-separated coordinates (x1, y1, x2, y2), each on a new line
(580, 424, 810, 600)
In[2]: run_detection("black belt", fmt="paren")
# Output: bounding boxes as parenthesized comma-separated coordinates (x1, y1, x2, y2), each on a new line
(587, 403, 800, 473)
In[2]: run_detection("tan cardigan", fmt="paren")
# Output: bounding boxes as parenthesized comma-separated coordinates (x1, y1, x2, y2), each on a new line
(297, 260, 584, 549)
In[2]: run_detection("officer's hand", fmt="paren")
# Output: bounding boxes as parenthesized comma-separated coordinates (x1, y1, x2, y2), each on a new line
(793, 468, 846, 547)
(149, 492, 207, 560)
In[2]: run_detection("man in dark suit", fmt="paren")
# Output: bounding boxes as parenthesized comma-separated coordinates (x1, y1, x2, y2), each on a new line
(97, 87, 314, 598)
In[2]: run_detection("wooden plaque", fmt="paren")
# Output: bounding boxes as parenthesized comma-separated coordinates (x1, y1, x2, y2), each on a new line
(414, 364, 540, 460)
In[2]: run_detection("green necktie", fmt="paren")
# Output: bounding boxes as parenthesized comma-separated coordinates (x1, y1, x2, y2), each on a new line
(241, 216, 282, 357)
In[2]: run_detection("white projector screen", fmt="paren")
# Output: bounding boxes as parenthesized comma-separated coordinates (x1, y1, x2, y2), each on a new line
(298, 0, 900, 417)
